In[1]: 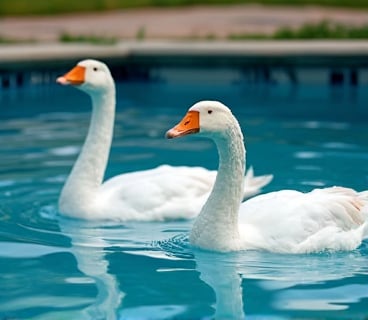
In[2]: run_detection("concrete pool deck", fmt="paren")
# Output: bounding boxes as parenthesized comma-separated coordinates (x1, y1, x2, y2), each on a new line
(1, 41, 368, 70)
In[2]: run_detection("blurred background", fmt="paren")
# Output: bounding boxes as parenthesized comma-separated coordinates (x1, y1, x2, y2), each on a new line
(0, 0, 368, 43)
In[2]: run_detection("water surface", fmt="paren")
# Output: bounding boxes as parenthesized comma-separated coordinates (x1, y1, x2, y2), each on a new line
(0, 69, 368, 319)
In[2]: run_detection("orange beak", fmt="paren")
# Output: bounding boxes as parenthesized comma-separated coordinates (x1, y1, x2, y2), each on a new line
(166, 110, 200, 139)
(56, 65, 86, 86)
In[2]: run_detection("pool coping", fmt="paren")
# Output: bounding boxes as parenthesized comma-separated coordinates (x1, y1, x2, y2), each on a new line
(1, 40, 368, 70)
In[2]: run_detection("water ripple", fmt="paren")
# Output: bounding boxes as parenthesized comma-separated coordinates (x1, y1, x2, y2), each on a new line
(153, 234, 193, 260)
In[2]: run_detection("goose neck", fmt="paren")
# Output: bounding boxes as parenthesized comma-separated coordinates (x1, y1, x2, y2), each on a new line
(190, 126, 245, 251)
(59, 87, 115, 215)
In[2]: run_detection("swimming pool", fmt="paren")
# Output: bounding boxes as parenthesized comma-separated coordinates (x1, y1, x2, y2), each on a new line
(0, 66, 368, 319)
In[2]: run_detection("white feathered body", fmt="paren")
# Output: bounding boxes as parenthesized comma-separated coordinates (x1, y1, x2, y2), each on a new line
(169, 101, 368, 254)
(62, 164, 270, 221)
(57, 60, 272, 221)
(238, 187, 368, 253)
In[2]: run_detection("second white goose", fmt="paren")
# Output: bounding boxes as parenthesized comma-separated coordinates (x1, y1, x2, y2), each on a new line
(56, 60, 272, 221)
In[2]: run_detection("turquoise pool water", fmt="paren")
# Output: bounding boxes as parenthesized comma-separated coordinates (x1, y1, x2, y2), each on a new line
(1, 70, 368, 319)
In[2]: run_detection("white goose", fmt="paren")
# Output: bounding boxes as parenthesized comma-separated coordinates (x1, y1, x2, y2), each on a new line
(56, 59, 272, 221)
(166, 100, 368, 253)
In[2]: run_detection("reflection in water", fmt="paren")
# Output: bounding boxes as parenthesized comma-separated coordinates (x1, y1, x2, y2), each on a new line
(192, 243, 368, 319)
(57, 222, 368, 320)
(157, 236, 246, 319)
(1, 200, 368, 320)
(194, 250, 245, 320)
(1, 82, 368, 319)
(58, 218, 124, 320)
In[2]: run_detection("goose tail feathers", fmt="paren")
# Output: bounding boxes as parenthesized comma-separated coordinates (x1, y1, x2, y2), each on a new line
(242, 166, 273, 200)
(353, 190, 368, 239)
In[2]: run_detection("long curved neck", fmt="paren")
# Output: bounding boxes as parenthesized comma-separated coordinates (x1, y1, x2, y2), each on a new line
(59, 88, 115, 216)
(190, 125, 245, 252)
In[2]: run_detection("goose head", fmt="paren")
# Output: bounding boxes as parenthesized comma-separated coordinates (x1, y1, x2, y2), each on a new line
(56, 59, 114, 95)
(166, 100, 240, 140)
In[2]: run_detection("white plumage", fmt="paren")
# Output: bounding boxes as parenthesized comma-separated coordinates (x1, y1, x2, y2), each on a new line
(166, 100, 368, 253)
(56, 60, 272, 221)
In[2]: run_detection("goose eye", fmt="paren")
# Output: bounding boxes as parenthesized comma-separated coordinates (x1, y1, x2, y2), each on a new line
(208, 110, 213, 114)
(93, 67, 98, 72)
